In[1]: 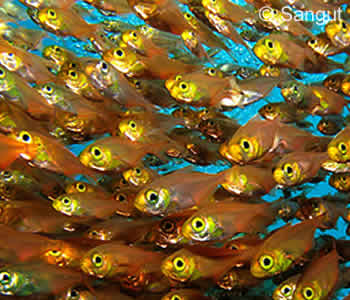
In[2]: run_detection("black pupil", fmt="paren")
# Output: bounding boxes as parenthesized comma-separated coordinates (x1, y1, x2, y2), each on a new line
(267, 105, 272, 110)
(180, 83, 187, 90)
(70, 71, 76, 77)
(306, 289, 312, 297)
(55, 47, 61, 52)
(2, 274, 9, 281)
(63, 198, 70, 204)
(263, 257, 271, 266)
(130, 122, 136, 128)
(174, 296, 180, 300)
(46, 86, 52, 92)
(116, 50, 123, 56)
(70, 63, 77, 68)
(0, 70, 4, 75)
(149, 193, 157, 201)
(70, 290, 78, 297)
(342, 22, 347, 30)
(341, 176, 347, 182)
(341, 144, 347, 151)
(78, 184, 84, 190)
(22, 134, 30, 142)
(310, 40, 315, 44)
(94, 149, 101, 156)
(135, 168, 141, 174)
(195, 220, 203, 228)
(49, 10, 55, 16)
(132, 32, 137, 37)
(243, 141, 250, 149)
(94, 256, 102, 264)
(135, 81, 141, 88)
(286, 166, 293, 174)
(118, 194, 126, 201)
(283, 287, 291, 294)
(102, 62, 108, 70)
(268, 41, 273, 48)
(176, 260, 184, 268)
(294, 86, 298, 91)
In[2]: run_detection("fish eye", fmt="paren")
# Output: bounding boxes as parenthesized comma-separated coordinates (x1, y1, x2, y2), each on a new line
(68, 288, 80, 299)
(179, 82, 189, 92)
(281, 284, 292, 296)
(19, 131, 32, 143)
(340, 175, 347, 183)
(265, 39, 274, 49)
(114, 48, 125, 58)
(92, 253, 103, 268)
(309, 39, 316, 45)
(265, 104, 272, 111)
(338, 142, 347, 154)
(128, 120, 137, 129)
(134, 80, 141, 89)
(272, 9, 277, 14)
(76, 182, 86, 192)
(0, 170, 11, 178)
(208, 120, 215, 126)
(208, 68, 216, 76)
(54, 46, 61, 52)
(161, 220, 175, 233)
(115, 193, 126, 202)
(7, 53, 14, 58)
(175, 75, 182, 81)
(302, 287, 314, 300)
(68, 70, 78, 79)
(131, 31, 137, 38)
(240, 138, 251, 152)
(0, 272, 11, 283)
(48, 249, 61, 256)
(171, 295, 182, 300)
(283, 163, 294, 176)
(211, 0, 216, 3)
(258, 254, 274, 270)
(101, 61, 108, 71)
(134, 168, 141, 175)
(43, 84, 53, 93)
(91, 146, 103, 160)
(191, 217, 205, 232)
(62, 196, 72, 206)
(0, 68, 6, 78)
(145, 189, 159, 204)
(173, 257, 186, 272)
(342, 21, 348, 31)
(47, 9, 57, 18)
(184, 13, 192, 20)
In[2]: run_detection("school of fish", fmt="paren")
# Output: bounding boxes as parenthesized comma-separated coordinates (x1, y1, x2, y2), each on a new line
(0, 0, 350, 299)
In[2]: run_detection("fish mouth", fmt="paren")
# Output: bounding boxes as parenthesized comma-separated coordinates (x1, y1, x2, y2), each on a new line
(327, 146, 342, 162)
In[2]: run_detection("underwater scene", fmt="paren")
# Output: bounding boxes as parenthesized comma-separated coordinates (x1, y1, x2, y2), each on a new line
(0, 0, 350, 299)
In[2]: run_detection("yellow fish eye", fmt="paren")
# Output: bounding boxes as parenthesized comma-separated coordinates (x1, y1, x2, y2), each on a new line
(61, 196, 72, 206)
(128, 120, 137, 129)
(207, 68, 216, 76)
(91, 146, 103, 160)
(258, 254, 274, 270)
(134, 167, 141, 175)
(340, 175, 348, 183)
(302, 287, 314, 300)
(191, 217, 206, 232)
(240, 138, 252, 153)
(0, 67, 6, 79)
(173, 257, 186, 272)
(179, 81, 189, 92)
(309, 39, 317, 45)
(280, 284, 293, 296)
(47, 249, 62, 257)
(338, 142, 347, 154)
(341, 21, 348, 32)
(19, 131, 32, 144)
(264, 39, 274, 49)
(53, 46, 61, 52)
(92, 253, 103, 268)
(211, 0, 217, 3)
(134, 80, 141, 89)
(47, 9, 57, 18)
(184, 13, 192, 20)
(43, 84, 53, 94)
(175, 75, 182, 81)
(145, 189, 159, 204)
(171, 295, 182, 300)
(283, 163, 294, 177)
(68, 70, 78, 80)
(114, 48, 125, 58)
(0, 272, 11, 284)
(76, 182, 86, 192)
